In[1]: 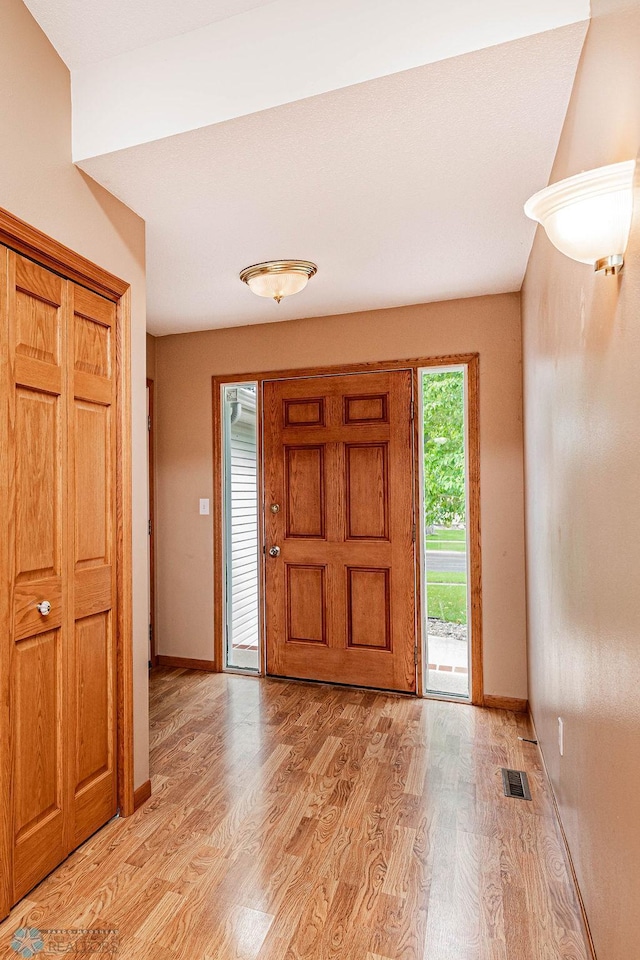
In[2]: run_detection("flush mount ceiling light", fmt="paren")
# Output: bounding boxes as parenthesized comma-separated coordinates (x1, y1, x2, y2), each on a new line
(524, 160, 636, 275)
(239, 260, 317, 303)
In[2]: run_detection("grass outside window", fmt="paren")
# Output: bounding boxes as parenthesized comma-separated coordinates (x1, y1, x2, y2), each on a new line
(426, 583, 467, 624)
(426, 530, 466, 552)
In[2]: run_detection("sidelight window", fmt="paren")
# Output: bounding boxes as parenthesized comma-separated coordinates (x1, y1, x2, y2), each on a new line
(221, 382, 260, 671)
(419, 367, 471, 699)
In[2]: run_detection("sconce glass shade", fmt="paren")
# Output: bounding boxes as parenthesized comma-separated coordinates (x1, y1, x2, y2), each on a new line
(240, 260, 317, 303)
(524, 160, 636, 274)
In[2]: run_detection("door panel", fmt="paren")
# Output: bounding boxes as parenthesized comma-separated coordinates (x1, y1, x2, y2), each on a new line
(283, 397, 325, 427)
(74, 401, 109, 566)
(343, 393, 388, 423)
(74, 313, 110, 377)
(286, 564, 327, 644)
(73, 611, 115, 837)
(12, 629, 65, 903)
(15, 389, 60, 580)
(347, 567, 391, 649)
(5, 254, 68, 903)
(285, 446, 325, 538)
(75, 613, 111, 791)
(14, 261, 61, 362)
(264, 371, 416, 693)
(14, 632, 61, 838)
(69, 285, 117, 849)
(74, 566, 112, 621)
(13, 579, 63, 642)
(345, 443, 389, 539)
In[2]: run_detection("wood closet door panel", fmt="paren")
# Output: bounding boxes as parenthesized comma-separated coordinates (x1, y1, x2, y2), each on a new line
(1, 250, 119, 908)
(69, 284, 117, 848)
(4, 253, 69, 903)
(12, 630, 66, 901)
(264, 371, 416, 693)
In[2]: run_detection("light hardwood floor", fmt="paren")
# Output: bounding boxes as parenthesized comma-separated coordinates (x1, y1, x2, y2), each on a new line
(0, 668, 590, 959)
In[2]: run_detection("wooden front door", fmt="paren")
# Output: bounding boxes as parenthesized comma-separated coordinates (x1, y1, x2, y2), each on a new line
(264, 371, 417, 692)
(0, 249, 118, 905)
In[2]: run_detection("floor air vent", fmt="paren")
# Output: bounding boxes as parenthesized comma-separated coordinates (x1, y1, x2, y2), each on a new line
(501, 768, 532, 800)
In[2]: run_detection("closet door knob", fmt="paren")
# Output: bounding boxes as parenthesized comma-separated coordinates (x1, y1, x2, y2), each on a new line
(36, 600, 51, 616)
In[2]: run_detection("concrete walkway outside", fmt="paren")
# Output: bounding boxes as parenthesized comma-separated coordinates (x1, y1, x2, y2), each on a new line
(427, 632, 469, 697)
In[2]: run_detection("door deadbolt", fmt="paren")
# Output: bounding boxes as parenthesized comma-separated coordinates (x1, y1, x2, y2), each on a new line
(270, 503, 280, 514)
(268, 546, 281, 557)
(36, 600, 51, 616)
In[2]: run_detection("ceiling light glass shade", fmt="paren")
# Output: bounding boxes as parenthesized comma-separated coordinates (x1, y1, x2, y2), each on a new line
(524, 160, 636, 274)
(240, 260, 317, 303)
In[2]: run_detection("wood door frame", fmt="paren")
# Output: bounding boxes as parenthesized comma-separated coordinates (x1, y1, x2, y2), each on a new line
(212, 353, 482, 703)
(147, 378, 157, 667)
(0, 207, 135, 919)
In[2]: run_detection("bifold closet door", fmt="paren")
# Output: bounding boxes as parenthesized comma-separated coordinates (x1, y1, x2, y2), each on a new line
(3, 252, 70, 903)
(0, 248, 117, 905)
(68, 283, 118, 850)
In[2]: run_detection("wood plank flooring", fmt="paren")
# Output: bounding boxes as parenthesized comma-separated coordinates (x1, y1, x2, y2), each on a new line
(0, 668, 590, 959)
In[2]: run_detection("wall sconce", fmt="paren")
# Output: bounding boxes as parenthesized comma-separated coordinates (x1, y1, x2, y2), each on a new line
(525, 160, 636, 275)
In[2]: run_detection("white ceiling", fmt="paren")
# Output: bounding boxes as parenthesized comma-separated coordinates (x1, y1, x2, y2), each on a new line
(67, 0, 589, 160)
(78, 24, 587, 334)
(23, 0, 589, 335)
(21, 0, 279, 67)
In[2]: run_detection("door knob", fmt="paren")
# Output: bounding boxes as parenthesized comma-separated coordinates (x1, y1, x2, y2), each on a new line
(36, 600, 51, 616)
(268, 546, 281, 558)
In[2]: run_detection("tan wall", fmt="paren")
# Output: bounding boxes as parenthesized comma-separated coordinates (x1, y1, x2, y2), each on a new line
(0, 0, 149, 786)
(155, 292, 528, 699)
(522, 1, 640, 956)
(147, 332, 157, 381)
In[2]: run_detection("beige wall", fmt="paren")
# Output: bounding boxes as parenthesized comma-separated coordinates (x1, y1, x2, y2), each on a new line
(1, 0, 149, 786)
(522, 1, 640, 956)
(155, 292, 528, 699)
(147, 332, 157, 381)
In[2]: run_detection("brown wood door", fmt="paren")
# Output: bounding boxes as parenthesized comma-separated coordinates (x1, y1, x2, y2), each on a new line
(3, 252, 70, 902)
(68, 284, 118, 849)
(0, 249, 117, 905)
(264, 371, 417, 692)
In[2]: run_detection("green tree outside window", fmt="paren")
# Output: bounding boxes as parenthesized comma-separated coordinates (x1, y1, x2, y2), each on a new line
(423, 371, 466, 529)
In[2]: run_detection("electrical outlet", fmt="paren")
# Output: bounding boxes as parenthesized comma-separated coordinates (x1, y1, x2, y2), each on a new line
(558, 717, 564, 757)
(199, 499, 210, 515)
